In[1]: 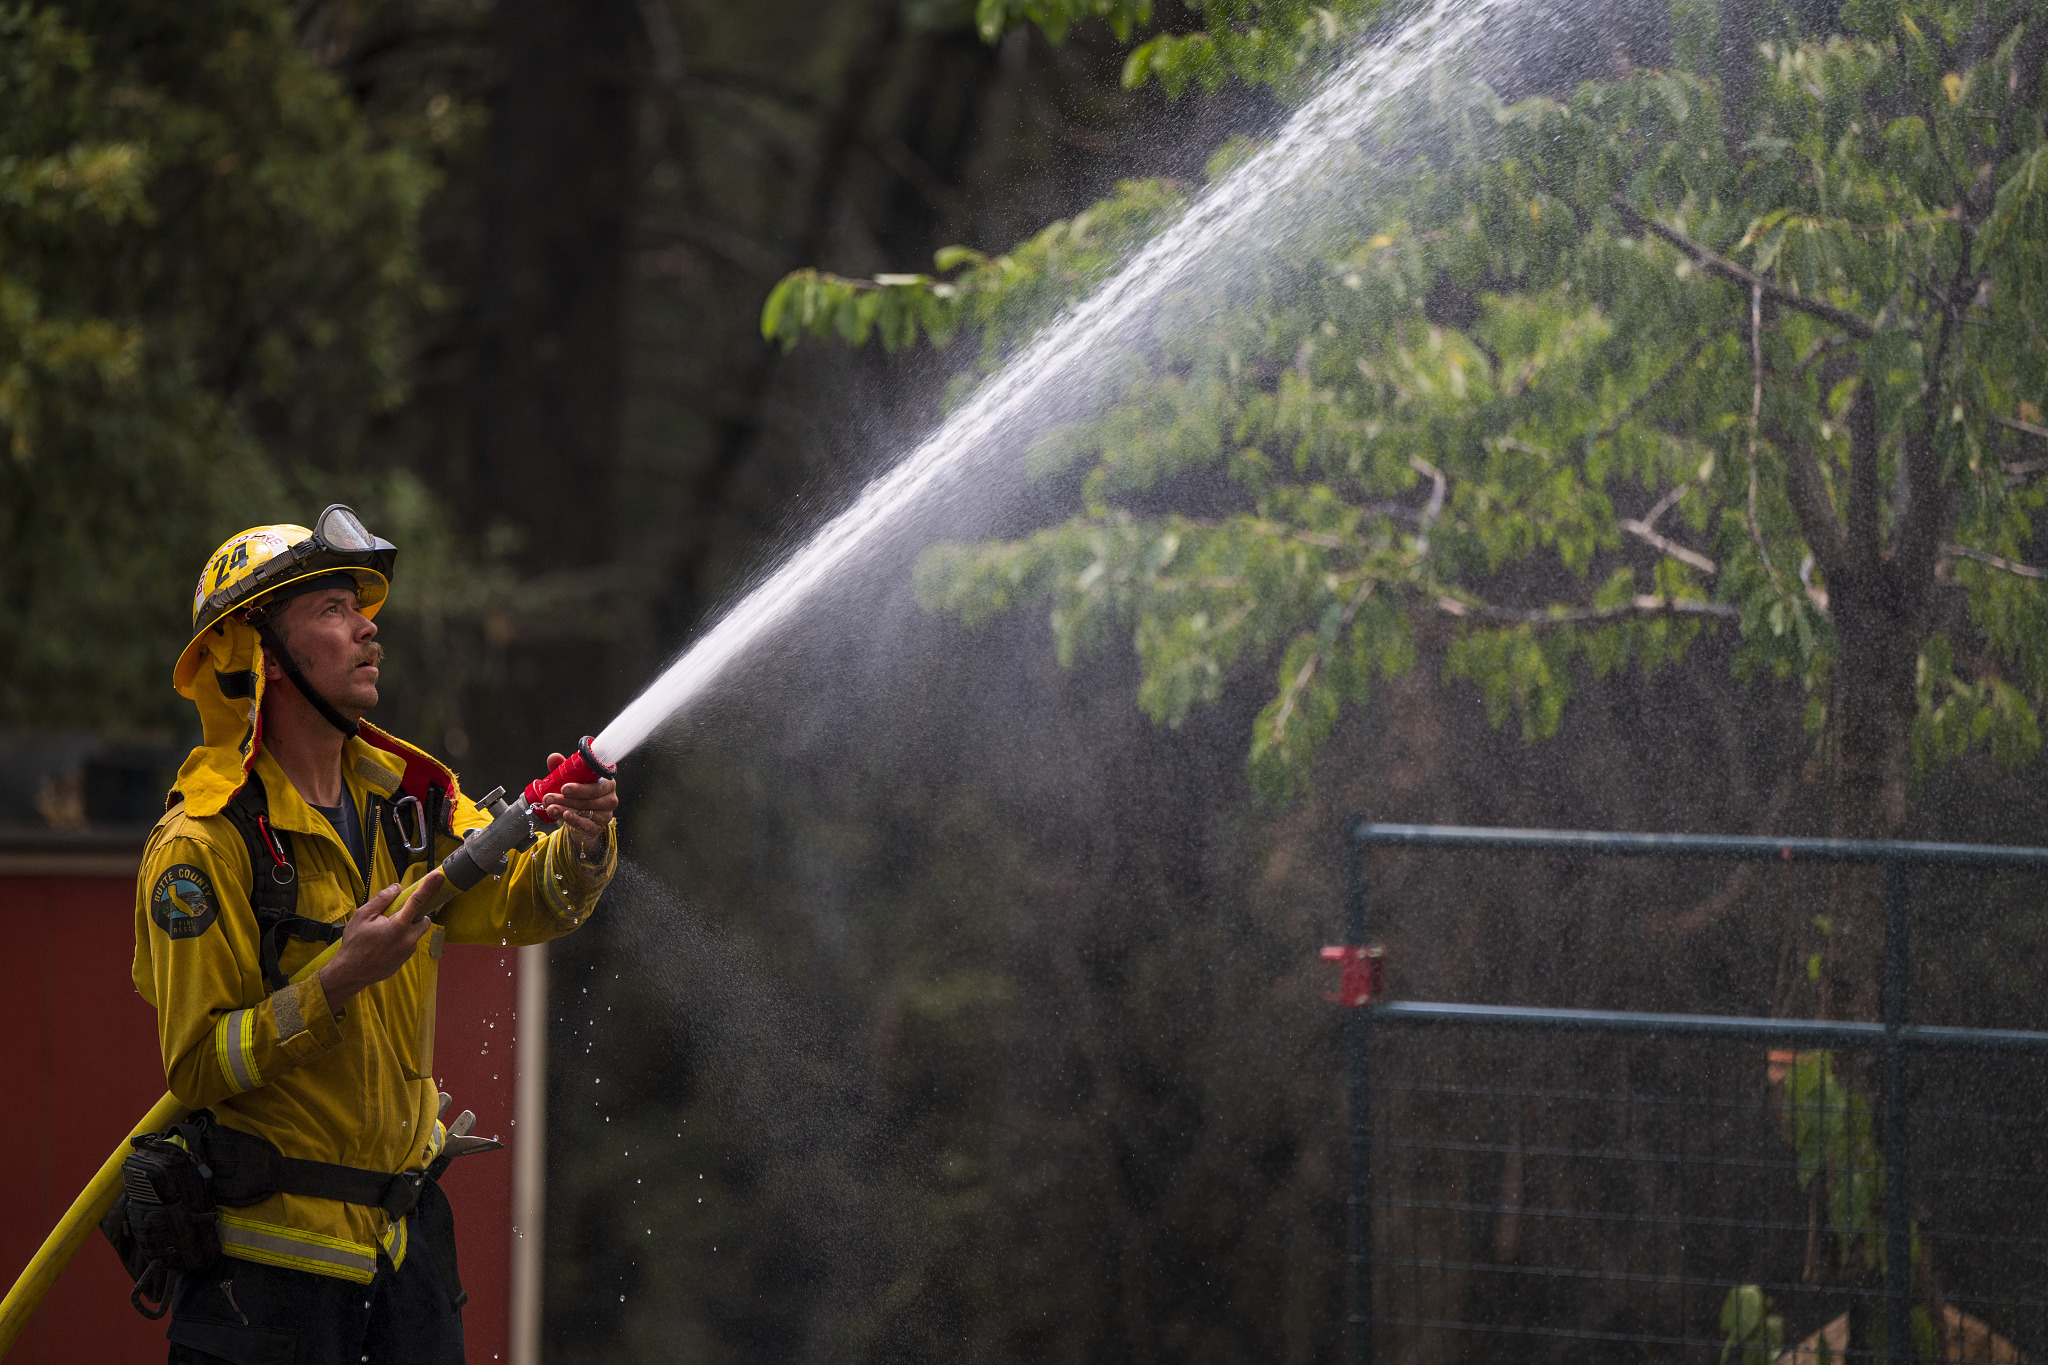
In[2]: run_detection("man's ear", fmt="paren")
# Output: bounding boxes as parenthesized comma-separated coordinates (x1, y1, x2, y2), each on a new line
(246, 611, 287, 681)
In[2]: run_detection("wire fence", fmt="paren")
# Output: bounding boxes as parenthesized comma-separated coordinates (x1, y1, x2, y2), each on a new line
(1335, 825, 2048, 1365)
(1365, 1029, 2046, 1364)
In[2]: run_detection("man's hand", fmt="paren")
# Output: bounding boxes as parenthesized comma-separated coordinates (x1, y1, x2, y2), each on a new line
(541, 752, 618, 859)
(317, 871, 445, 1011)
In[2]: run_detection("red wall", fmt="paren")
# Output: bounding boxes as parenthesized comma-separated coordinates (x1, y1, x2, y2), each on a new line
(434, 941, 519, 1365)
(0, 871, 517, 1363)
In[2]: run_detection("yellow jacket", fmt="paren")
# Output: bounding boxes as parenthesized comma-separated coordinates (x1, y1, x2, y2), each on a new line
(132, 724, 614, 1283)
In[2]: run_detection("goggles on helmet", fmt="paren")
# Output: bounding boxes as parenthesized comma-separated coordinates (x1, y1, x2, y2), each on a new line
(192, 504, 398, 637)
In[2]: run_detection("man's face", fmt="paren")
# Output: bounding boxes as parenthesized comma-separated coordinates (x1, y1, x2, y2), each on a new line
(267, 586, 381, 713)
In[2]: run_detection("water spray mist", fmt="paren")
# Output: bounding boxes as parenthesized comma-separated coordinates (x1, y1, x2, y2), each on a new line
(0, 0, 1506, 1346)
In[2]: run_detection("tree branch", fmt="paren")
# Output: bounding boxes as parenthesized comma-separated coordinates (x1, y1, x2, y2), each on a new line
(1844, 376, 1882, 574)
(1409, 456, 1446, 556)
(1799, 554, 1830, 610)
(1620, 472, 1718, 574)
(1435, 594, 1737, 626)
(637, 214, 785, 276)
(1764, 411, 1852, 589)
(1639, 481, 1693, 531)
(1643, 767, 1802, 936)
(1892, 250, 1971, 589)
(871, 136, 964, 216)
(1268, 580, 1378, 744)
(1588, 320, 1732, 449)
(1619, 517, 1718, 574)
(1610, 195, 1884, 341)
(1973, 13, 2048, 211)
(1942, 544, 2048, 580)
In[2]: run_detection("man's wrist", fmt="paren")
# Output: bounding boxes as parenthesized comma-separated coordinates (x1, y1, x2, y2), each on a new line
(317, 961, 361, 1012)
(573, 825, 613, 864)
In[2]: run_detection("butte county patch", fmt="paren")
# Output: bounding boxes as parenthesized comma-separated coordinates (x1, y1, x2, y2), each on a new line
(151, 864, 219, 939)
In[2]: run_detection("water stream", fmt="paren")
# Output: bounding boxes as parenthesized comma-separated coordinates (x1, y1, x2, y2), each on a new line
(591, 0, 1506, 769)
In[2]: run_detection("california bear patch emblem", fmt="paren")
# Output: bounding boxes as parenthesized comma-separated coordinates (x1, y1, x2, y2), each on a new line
(150, 865, 218, 939)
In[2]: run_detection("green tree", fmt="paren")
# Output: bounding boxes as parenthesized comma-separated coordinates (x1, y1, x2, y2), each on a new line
(769, 0, 2048, 1019)
(0, 0, 450, 731)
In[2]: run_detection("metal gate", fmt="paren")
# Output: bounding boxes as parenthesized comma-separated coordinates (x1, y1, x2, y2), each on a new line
(1325, 824, 2048, 1365)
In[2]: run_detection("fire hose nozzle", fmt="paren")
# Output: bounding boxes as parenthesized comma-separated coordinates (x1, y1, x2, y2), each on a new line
(522, 736, 616, 825)
(420, 738, 617, 911)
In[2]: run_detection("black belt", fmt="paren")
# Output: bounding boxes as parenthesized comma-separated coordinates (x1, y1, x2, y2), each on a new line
(195, 1114, 427, 1218)
(267, 1155, 426, 1219)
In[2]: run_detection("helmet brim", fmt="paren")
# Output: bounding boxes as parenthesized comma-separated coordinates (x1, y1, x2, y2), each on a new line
(175, 565, 390, 694)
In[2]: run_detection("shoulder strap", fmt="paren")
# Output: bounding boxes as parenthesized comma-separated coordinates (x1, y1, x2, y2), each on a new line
(426, 782, 453, 857)
(220, 775, 343, 993)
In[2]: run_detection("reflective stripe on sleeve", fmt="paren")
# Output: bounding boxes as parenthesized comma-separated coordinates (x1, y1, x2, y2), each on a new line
(218, 1213, 378, 1283)
(380, 1212, 409, 1269)
(213, 1008, 260, 1094)
(540, 835, 575, 917)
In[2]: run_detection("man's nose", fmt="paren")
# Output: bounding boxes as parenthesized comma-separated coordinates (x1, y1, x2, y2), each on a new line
(356, 611, 378, 641)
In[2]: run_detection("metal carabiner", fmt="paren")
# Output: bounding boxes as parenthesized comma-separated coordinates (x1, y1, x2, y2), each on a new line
(392, 793, 429, 855)
(254, 813, 296, 885)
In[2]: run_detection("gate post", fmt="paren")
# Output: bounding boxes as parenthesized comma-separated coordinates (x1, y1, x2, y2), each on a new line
(1882, 860, 1911, 1361)
(1344, 823, 1373, 1365)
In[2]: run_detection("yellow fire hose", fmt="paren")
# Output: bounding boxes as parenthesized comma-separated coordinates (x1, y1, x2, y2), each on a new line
(0, 867, 471, 1358)
(0, 761, 580, 1354)
(0, 936, 347, 1353)
(0, 1090, 191, 1357)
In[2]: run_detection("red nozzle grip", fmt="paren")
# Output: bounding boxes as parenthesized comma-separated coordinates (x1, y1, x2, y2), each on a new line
(523, 736, 616, 823)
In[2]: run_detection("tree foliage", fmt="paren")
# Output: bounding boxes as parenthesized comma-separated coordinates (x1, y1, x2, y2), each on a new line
(770, 0, 2048, 814)
(0, 0, 448, 729)
(958, 0, 1384, 97)
(762, 177, 1189, 363)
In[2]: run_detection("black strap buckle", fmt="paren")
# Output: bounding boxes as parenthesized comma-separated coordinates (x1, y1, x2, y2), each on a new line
(130, 1259, 174, 1319)
(379, 1171, 426, 1219)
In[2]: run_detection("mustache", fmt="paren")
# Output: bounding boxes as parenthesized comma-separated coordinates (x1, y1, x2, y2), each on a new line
(355, 642, 385, 667)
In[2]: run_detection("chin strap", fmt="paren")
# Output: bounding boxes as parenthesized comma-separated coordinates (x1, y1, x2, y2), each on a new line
(251, 616, 361, 739)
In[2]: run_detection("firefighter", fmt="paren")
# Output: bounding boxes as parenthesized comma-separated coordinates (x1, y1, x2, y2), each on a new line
(130, 505, 618, 1363)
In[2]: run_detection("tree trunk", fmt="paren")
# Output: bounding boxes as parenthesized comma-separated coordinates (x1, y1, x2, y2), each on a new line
(465, 0, 639, 775)
(1800, 368, 1939, 1024)
(1808, 570, 1927, 1359)
(1718, 0, 1762, 160)
(470, 0, 635, 554)
(1819, 575, 1922, 1022)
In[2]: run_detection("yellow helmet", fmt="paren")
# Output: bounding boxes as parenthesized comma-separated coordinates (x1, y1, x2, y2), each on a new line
(174, 504, 397, 690)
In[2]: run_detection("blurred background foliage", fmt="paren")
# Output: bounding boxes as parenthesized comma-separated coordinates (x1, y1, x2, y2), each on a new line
(0, 0, 443, 727)
(5, 0, 2046, 1361)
